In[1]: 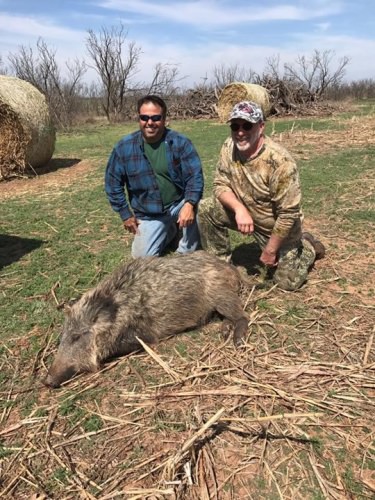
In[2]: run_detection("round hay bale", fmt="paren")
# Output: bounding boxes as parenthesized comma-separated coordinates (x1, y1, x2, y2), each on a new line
(0, 75, 55, 180)
(217, 82, 271, 122)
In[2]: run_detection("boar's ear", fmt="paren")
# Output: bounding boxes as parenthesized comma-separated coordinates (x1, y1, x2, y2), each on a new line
(62, 297, 80, 315)
(63, 304, 72, 316)
(90, 293, 118, 324)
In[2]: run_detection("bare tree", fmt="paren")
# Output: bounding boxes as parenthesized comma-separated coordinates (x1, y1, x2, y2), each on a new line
(327, 78, 375, 100)
(255, 54, 301, 113)
(8, 45, 38, 84)
(0, 55, 7, 75)
(211, 63, 255, 89)
(284, 49, 350, 100)
(145, 62, 181, 96)
(262, 54, 283, 81)
(8, 38, 87, 128)
(86, 24, 141, 122)
(348, 78, 375, 99)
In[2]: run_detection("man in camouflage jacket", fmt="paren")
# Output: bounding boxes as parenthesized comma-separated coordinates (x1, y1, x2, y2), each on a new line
(198, 101, 325, 291)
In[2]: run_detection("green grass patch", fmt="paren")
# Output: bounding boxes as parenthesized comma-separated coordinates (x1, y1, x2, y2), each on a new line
(300, 146, 375, 218)
(1, 117, 373, 344)
(1, 107, 374, 497)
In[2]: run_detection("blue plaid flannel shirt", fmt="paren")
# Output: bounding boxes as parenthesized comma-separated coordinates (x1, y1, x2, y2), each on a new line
(105, 128, 204, 221)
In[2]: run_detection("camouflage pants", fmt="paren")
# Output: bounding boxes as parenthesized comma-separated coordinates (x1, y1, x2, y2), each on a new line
(198, 197, 316, 291)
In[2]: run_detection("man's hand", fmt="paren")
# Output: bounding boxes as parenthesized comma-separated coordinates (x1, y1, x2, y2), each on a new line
(177, 202, 195, 228)
(234, 205, 254, 235)
(123, 216, 140, 235)
(218, 192, 254, 235)
(260, 234, 285, 267)
(260, 248, 278, 267)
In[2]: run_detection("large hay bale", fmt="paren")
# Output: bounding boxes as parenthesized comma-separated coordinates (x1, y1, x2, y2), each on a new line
(0, 75, 55, 180)
(217, 82, 271, 122)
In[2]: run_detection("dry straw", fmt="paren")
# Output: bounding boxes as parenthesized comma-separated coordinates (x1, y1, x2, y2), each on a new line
(0, 75, 55, 180)
(217, 82, 271, 122)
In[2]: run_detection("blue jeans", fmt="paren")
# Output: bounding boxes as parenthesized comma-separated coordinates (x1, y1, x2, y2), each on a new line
(132, 199, 201, 258)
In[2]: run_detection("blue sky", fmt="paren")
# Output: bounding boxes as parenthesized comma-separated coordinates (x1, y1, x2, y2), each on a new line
(0, 0, 374, 87)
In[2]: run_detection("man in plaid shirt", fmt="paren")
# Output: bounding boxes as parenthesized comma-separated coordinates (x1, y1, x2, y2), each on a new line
(105, 95, 204, 257)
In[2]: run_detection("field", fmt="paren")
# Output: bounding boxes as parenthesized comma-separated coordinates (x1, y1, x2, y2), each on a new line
(0, 101, 374, 499)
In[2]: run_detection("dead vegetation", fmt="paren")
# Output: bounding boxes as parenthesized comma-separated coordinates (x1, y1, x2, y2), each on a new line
(168, 88, 220, 120)
(217, 83, 272, 122)
(270, 114, 375, 157)
(167, 82, 343, 121)
(1, 255, 374, 499)
(0, 75, 56, 180)
(0, 112, 374, 499)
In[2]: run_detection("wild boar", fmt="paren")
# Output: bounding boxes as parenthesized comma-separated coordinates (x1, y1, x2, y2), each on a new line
(44, 251, 248, 388)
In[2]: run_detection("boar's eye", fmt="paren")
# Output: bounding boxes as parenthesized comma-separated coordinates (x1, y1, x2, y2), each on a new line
(70, 329, 91, 344)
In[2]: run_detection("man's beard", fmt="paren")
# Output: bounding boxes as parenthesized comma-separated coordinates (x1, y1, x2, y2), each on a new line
(234, 138, 252, 152)
(234, 132, 263, 158)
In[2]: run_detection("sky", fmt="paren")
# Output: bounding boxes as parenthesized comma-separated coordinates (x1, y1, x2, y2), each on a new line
(0, 0, 374, 88)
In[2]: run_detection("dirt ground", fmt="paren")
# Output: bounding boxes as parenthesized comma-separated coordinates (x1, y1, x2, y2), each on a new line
(1, 113, 374, 499)
(0, 158, 97, 200)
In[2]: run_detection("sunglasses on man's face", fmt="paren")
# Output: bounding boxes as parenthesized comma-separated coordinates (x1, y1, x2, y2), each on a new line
(230, 122, 255, 132)
(139, 114, 163, 122)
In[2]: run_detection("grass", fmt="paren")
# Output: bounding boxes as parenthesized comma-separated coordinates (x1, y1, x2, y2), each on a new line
(0, 101, 374, 499)
(300, 145, 375, 214)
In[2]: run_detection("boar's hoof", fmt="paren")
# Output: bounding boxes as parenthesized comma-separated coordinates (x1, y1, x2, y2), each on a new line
(221, 319, 233, 340)
(233, 318, 249, 348)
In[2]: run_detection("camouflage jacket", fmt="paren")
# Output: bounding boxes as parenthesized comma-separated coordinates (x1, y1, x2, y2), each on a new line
(213, 136, 303, 242)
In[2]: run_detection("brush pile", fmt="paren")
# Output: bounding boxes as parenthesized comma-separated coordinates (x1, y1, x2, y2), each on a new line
(168, 87, 219, 119)
(0, 75, 55, 180)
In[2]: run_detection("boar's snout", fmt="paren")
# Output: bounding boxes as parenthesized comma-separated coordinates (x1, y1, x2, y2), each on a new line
(43, 375, 61, 389)
(43, 365, 78, 389)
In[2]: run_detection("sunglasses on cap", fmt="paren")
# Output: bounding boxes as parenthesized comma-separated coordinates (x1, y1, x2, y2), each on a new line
(139, 114, 163, 122)
(230, 122, 255, 132)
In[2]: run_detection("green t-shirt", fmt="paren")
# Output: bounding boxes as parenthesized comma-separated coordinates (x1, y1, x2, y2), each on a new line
(144, 139, 181, 208)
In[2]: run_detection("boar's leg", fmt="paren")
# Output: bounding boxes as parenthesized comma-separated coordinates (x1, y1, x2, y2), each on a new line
(215, 294, 248, 347)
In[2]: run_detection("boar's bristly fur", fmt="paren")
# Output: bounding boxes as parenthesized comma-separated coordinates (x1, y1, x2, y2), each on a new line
(44, 251, 248, 388)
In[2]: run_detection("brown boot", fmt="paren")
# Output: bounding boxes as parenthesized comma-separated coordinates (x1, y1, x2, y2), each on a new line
(302, 232, 326, 260)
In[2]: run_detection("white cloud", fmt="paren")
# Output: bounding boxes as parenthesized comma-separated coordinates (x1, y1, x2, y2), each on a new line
(139, 41, 294, 87)
(98, 0, 343, 27)
(0, 13, 88, 69)
(0, 14, 83, 41)
(0, 6, 373, 87)
(287, 32, 375, 81)
(138, 33, 374, 87)
(315, 22, 331, 31)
